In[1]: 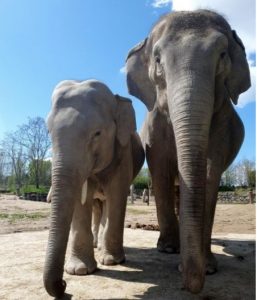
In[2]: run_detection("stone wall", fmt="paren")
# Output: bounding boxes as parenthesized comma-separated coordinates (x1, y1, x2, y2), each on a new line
(217, 192, 255, 204)
(130, 190, 256, 204)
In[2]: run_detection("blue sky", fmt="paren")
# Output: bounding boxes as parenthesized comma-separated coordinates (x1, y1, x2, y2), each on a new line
(0, 0, 255, 162)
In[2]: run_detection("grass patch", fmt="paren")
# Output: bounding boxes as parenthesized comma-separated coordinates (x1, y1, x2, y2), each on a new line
(0, 212, 49, 223)
(234, 189, 253, 196)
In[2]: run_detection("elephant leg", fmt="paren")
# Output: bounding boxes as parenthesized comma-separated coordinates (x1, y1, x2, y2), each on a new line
(155, 174, 179, 253)
(65, 181, 97, 275)
(99, 189, 127, 265)
(98, 145, 135, 266)
(205, 167, 222, 275)
(147, 146, 179, 253)
(98, 152, 131, 266)
(92, 198, 102, 248)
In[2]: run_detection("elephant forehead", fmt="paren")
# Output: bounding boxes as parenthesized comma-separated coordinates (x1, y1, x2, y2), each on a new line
(53, 80, 115, 106)
(152, 10, 230, 40)
(52, 84, 116, 120)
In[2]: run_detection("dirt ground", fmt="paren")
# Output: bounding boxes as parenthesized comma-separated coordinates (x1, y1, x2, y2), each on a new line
(0, 194, 255, 299)
(0, 194, 255, 235)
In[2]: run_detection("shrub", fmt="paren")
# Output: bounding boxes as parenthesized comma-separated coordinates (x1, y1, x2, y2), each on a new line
(21, 185, 50, 194)
(133, 175, 150, 190)
(219, 185, 235, 192)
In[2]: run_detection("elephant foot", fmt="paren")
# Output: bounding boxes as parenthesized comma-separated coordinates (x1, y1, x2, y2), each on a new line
(99, 250, 125, 265)
(206, 252, 218, 275)
(157, 235, 180, 254)
(65, 255, 97, 275)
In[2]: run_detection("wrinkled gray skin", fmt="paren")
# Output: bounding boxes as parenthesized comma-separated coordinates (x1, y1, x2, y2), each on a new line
(43, 80, 144, 298)
(48, 192, 107, 249)
(126, 10, 250, 294)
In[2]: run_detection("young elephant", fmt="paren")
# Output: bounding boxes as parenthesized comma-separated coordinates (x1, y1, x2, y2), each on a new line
(43, 79, 144, 298)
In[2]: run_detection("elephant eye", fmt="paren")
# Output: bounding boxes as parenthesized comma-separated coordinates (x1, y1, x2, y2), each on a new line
(220, 51, 227, 59)
(92, 131, 101, 141)
(155, 55, 164, 76)
(94, 131, 101, 137)
(155, 56, 161, 64)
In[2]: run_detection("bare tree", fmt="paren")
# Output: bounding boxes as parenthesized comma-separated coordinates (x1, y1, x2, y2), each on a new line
(0, 148, 8, 188)
(241, 159, 256, 187)
(1, 133, 28, 195)
(221, 164, 236, 187)
(233, 159, 256, 187)
(18, 117, 51, 188)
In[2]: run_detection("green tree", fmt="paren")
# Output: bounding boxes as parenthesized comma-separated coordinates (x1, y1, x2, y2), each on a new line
(133, 168, 151, 190)
(28, 159, 51, 187)
(41, 159, 52, 186)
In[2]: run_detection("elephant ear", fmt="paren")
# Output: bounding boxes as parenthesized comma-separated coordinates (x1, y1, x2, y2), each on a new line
(115, 95, 136, 146)
(126, 38, 156, 111)
(226, 30, 251, 104)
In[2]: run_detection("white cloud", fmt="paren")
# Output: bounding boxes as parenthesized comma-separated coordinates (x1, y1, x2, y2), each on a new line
(151, 0, 172, 8)
(119, 65, 127, 74)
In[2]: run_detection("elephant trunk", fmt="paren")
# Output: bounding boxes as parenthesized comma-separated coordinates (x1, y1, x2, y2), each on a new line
(168, 72, 214, 293)
(43, 157, 83, 298)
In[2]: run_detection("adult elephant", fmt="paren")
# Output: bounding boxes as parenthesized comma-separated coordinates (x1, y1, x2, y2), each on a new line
(126, 10, 250, 293)
(43, 80, 144, 298)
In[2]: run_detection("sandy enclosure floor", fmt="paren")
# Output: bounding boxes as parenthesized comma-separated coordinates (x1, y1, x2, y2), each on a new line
(0, 230, 255, 300)
(0, 194, 255, 299)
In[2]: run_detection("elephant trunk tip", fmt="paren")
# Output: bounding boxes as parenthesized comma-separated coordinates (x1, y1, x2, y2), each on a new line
(44, 277, 66, 298)
(183, 269, 205, 294)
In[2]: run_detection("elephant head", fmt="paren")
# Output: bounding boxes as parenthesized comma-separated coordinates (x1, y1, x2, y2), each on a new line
(43, 80, 136, 298)
(126, 10, 250, 293)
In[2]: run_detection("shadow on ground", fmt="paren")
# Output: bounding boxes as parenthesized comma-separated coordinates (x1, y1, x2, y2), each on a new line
(0, 230, 255, 300)
(93, 239, 255, 300)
